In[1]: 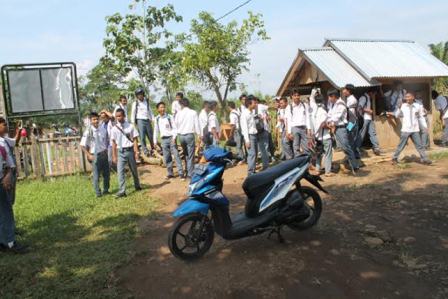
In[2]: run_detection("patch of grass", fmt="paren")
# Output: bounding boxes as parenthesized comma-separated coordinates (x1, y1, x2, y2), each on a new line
(0, 174, 158, 298)
(396, 163, 411, 170)
(429, 150, 448, 161)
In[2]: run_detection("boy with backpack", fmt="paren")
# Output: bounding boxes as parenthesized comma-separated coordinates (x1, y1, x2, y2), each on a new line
(130, 88, 155, 156)
(153, 102, 184, 180)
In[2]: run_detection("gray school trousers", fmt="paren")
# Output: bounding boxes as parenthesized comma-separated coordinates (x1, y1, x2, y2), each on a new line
(393, 132, 428, 161)
(179, 133, 196, 177)
(291, 126, 309, 156)
(117, 148, 141, 194)
(247, 131, 270, 175)
(92, 150, 110, 196)
(161, 136, 184, 177)
(334, 127, 359, 169)
(316, 138, 333, 174)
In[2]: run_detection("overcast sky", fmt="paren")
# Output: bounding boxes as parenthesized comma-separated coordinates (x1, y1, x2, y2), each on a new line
(1, 0, 447, 97)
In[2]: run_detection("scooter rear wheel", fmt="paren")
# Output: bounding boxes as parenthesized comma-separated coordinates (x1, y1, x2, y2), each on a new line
(168, 213, 214, 261)
(287, 186, 322, 231)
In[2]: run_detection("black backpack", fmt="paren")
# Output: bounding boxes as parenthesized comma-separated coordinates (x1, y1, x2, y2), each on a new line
(254, 107, 265, 134)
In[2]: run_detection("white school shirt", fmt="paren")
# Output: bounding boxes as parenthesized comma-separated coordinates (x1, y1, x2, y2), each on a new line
(0, 144, 14, 179)
(171, 100, 182, 119)
(175, 107, 201, 135)
(346, 94, 358, 116)
(101, 120, 114, 146)
(0, 137, 16, 168)
(240, 109, 258, 142)
(434, 95, 448, 119)
(358, 94, 372, 121)
(207, 111, 220, 133)
(80, 125, 109, 154)
(131, 99, 154, 123)
(198, 109, 209, 136)
(394, 102, 427, 133)
(154, 114, 176, 144)
(276, 108, 286, 133)
(313, 105, 331, 141)
(328, 98, 348, 126)
(229, 109, 241, 131)
(113, 103, 128, 119)
(110, 121, 139, 149)
(257, 103, 271, 133)
(285, 101, 311, 134)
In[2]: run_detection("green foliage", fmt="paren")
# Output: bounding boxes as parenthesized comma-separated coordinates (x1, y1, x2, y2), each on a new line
(429, 41, 448, 94)
(181, 11, 269, 113)
(103, 2, 183, 92)
(0, 174, 158, 298)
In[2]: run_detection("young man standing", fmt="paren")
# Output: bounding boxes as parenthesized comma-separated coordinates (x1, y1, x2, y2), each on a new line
(111, 108, 142, 198)
(172, 92, 183, 121)
(207, 101, 220, 147)
(286, 89, 312, 156)
(0, 123, 22, 206)
(113, 95, 128, 119)
(100, 110, 114, 167)
(228, 101, 245, 162)
(277, 97, 294, 160)
(154, 102, 184, 180)
(312, 94, 334, 176)
(81, 112, 110, 197)
(342, 84, 360, 159)
(356, 88, 381, 155)
(175, 98, 201, 179)
(241, 95, 270, 175)
(415, 91, 430, 149)
(198, 101, 210, 145)
(327, 89, 359, 172)
(388, 91, 432, 165)
(0, 117, 27, 253)
(432, 90, 448, 147)
(131, 88, 155, 156)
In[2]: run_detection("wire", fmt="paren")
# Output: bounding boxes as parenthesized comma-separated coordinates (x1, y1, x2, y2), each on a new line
(216, 0, 253, 21)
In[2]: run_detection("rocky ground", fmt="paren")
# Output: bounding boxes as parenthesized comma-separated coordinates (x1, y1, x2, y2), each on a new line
(118, 150, 448, 299)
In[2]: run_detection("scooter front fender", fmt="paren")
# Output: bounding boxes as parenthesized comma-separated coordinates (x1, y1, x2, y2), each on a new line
(173, 199, 210, 218)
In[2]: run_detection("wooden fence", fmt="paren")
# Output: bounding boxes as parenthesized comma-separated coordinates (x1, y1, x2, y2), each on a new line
(16, 136, 90, 179)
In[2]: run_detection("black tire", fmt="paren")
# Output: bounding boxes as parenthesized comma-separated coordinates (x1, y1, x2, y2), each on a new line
(287, 186, 323, 231)
(168, 213, 214, 261)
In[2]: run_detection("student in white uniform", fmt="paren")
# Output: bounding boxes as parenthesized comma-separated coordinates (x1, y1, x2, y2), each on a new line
(207, 101, 220, 147)
(277, 97, 293, 160)
(198, 101, 210, 145)
(175, 98, 201, 178)
(342, 84, 360, 159)
(327, 89, 359, 172)
(111, 108, 142, 198)
(228, 102, 245, 162)
(0, 117, 27, 254)
(415, 91, 429, 150)
(356, 88, 381, 155)
(312, 94, 333, 176)
(256, 98, 275, 160)
(153, 102, 184, 180)
(432, 90, 448, 147)
(100, 110, 115, 168)
(113, 95, 128, 119)
(131, 88, 155, 156)
(172, 92, 183, 121)
(285, 89, 312, 155)
(387, 91, 432, 165)
(241, 95, 270, 175)
(0, 123, 21, 206)
(81, 112, 110, 197)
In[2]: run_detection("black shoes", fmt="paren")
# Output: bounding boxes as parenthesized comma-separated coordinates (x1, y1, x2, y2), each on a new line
(135, 186, 142, 191)
(1, 242, 29, 254)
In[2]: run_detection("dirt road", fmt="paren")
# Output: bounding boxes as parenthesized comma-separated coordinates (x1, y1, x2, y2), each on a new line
(118, 156, 448, 299)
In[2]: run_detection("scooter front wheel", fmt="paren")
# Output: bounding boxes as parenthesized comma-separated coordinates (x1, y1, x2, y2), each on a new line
(168, 213, 214, 261)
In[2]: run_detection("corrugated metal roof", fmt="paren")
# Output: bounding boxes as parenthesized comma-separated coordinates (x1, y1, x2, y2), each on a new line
(302, 47, 377, 88)
(325, 39, 448, 79)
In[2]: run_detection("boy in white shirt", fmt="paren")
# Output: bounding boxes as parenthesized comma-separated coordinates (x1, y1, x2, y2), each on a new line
(285, 89, 312, 156)
(154, 102, 184, 180)
(198, 101, 210, 145)
(342, 84, 360, 159)
(228, 102, 245, 162)
(81, 112, 110, 197)
(172, 92, 183, 121)
(113, 95, 128, 119)
(432, 90, 448, 147)
(111, 109, 142, 197)
(356, 89, 381, 155)
(207, 101, 220, 147)
(415, 91, 429, 149)
(277, 97, 293, 160)
(312, 95, 334, 176)
(387, 91, 432, 165)
(131, 88, 155, 156)
(241, 95, 270, 175)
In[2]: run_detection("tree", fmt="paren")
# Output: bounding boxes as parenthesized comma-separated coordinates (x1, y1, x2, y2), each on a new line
(181, 11, 268, 116)
(429, 41, 448, 93)
(103, 1, 183, 94)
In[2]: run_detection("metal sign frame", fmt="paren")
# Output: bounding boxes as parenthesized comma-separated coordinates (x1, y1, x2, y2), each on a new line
(1, 62, 80, 119)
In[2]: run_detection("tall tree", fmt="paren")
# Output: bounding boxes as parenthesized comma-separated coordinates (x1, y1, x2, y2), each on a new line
(181, 11, 268, 115)
(103, 1, 183, 94)
(430, 41, 448, 93)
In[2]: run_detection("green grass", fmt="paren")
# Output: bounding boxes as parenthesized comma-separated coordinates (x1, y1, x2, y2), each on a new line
(0, 174, 159, 299)
(429, 149, 448, 161)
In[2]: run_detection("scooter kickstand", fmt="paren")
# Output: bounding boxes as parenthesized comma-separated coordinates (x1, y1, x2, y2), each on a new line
(268, 227, 285, 243)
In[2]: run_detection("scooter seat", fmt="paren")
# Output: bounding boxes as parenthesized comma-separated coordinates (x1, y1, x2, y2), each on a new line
(242, 155, 310, 217)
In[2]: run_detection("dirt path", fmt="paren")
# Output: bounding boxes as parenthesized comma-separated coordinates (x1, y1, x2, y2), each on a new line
(118, 154, 448, 299)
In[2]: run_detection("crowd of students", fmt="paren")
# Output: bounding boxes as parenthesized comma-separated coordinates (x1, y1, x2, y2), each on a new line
(1, 85, 446, 254)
